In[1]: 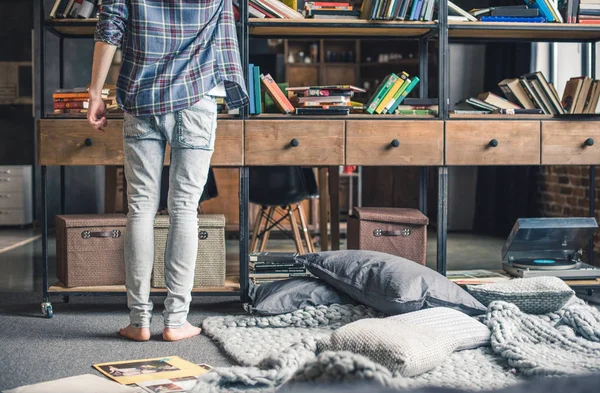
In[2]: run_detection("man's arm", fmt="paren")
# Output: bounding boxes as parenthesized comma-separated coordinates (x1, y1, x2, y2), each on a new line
(87, 0, 128, 130)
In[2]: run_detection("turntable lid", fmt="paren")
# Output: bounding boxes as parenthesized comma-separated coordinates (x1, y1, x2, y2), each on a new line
(502, 217, 598, 262)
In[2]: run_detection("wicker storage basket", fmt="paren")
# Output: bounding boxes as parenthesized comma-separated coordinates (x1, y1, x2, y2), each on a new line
(55, 214, 127, 287)
(152, 214, 226, 288)
(347, 207, 429, 265)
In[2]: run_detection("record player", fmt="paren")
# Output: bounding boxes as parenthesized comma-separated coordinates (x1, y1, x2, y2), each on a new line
(502, 217, 600, 279)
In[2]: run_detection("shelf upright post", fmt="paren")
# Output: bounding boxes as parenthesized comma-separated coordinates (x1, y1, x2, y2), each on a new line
(418, 36, 429, 216)
(590, 41, 597, 266)
(436, 0, 449, 275)
(239, 0, 250, 303)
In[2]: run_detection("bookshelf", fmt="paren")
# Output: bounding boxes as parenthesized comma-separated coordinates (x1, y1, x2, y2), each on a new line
(36, 1, 600, 318)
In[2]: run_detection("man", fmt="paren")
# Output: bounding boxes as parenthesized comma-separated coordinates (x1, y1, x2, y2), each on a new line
(87, 0, 247, 342)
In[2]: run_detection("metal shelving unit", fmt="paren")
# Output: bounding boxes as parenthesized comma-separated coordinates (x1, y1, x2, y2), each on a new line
(35, 2, 600, 318)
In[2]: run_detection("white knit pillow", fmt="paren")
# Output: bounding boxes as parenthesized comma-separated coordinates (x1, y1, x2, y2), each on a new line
(467, 276, 575, 314)
(317, 317, 458, 377)
(388, 307, 491, 351)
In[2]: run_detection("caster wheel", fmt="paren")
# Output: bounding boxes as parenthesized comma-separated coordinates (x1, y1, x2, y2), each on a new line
(62, 296, 70, 304)
(41, 302, 53, 318)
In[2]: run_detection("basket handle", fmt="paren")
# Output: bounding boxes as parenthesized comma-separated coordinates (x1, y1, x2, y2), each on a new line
(81, 230, 121, 239)
(373, 228, 411, 237)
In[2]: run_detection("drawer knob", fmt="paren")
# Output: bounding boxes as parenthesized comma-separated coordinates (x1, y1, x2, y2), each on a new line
(489, 139, 499, 148)
(391, 139, 400, 148)
(84, 138, 93, 147)
(584, 138, 595, 147)
(290, 138, 300, 147)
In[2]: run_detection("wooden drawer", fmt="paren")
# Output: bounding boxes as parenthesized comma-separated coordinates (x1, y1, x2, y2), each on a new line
(38, 119, 243, 167)
(446, 121, 540, 165)
(541, 121, 600, 165)
(244, 120, 344, 166)
(346, 120, 443, 166)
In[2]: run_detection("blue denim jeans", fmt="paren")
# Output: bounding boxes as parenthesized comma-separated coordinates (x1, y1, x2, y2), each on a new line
(122, 96, 217, 328)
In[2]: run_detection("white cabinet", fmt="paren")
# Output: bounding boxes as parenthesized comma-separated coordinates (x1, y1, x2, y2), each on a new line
(0, 166, 32, 226)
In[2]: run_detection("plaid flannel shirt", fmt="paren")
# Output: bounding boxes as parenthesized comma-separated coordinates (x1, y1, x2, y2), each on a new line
(95, 0, 248, 116)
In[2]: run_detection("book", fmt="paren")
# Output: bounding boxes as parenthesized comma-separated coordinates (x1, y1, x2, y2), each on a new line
(396, 109, 436, 115)
(494, 108, 544, 114)
(249, 251, 299, 262)
(249, 64, 256, 115)
(366, 73, 399, 114)
(523, 72, 565, 114)
(498, 78, 536, 109)
(449, 1, 478, 21)
(388, 76, 420, 113)
(446, 270, 510, 285)
(491, 7, 539, 17)
(360, 0, 375, 19)
(477, 92, 522, 110)
(253, 65, 262, 114)
(286, 85, 366, 93)
(303, 89, 354, 97)
(68, 0, 84, 17)
(93, 357, 209, 385)
(562, 77, 584, 113)
(249, 272, 312, 279)
(464, 97, 498, 111)
(582, 79, 600, 113)
(585, 80, 600, 113)
(49, 0, 68, 18)
(519, 77, 549, 114)
(382, 74, 411, 114)
(376, 72, 408, 114)
(573, 77, 593, 114)
(297, 95, 350, 104)
(526, 0, 562, 22)
(261, 74, 294, 113)
(295, 107, 350, 115)
(404, 97, 438, 105)
(78, 0, 97, 18)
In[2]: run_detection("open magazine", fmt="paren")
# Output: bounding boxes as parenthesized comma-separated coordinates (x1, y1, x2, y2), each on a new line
(93, 356, 212, 387)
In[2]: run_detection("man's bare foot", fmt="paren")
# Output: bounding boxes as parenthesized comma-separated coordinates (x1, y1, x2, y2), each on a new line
(163, 322, 201, 342)
(119, 325, 151, 341)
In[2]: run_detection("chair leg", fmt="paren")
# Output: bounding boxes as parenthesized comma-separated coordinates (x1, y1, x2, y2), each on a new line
(287, 205, 306, 255)
(296, 203, 314, 253)
(250, 206, 265, 253)
(259, 207, 275, 252)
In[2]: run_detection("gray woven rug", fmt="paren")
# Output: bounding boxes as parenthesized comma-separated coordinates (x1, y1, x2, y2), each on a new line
(192, 300, 600, 393)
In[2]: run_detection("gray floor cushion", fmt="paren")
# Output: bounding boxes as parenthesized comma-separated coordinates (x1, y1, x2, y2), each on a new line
(467, 277, 575, 314)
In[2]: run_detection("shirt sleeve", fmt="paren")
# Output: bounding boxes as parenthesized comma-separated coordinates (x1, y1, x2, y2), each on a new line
(94, 0, 128, 47)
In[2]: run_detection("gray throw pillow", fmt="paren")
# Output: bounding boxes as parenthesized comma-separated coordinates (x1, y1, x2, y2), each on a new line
(317, 317, 458, 377)
(467, 276, 575, 314)
(248, 277, 357, 315)
(388, 307, 490, 351)
(297, 250, 486, 316)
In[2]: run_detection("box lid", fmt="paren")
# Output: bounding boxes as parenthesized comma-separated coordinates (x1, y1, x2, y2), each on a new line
(154, 214, 226, 228)
(55, 214, 126, 228)
(502, 217, 598, 262)
(353, 207, 429, 225)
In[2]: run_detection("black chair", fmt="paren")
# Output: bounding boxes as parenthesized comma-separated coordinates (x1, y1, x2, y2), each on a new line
(249, 166, 318, 254)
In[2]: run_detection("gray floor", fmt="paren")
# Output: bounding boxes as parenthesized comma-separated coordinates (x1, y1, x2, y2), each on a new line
(0, 229, 505, 391)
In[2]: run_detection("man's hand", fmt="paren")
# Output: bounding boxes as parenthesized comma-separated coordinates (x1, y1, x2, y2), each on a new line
(87, 95, 108, 131)
(88, 41, 118, 131)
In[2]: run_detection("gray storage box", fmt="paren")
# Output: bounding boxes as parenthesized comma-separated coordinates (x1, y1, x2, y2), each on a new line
(152, 214, 226, 288)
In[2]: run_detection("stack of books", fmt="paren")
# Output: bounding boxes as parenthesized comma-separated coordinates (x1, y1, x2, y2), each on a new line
(49, 0, 100, 19)
(456, 71, 566, 115)
(578, 0, 600, 24)
(52, 86, 115, 114)
(249, 252, 311, 285)
(365, 72, 421, 115)
(394, 98, 438, 115)
(286, 85, 366, 115)
(360, 0, 436, 21)
(305, 2, 361, 19)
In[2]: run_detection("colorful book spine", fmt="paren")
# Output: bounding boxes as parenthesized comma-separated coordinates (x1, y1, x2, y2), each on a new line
(376, 72, 408, 114)
(526, 0, 555, 22)
(382, 73, 410, 114)
(248, 64, 256, 115)
(389, 76, 420, 114)
(366, 73, 399, 114)
(261, 74, 294, 114)
(253, 65, 262, 114)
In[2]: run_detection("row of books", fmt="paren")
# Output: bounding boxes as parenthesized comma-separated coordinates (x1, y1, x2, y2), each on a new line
(365, 72, 421, 114)
(360, 0, 436, 21)
(52, 86, 115, 114)
(49, 0, 99, 19)
(456, 71, 599, 115)
(249, 252, 311, 285)
(467, 0, 600, 24)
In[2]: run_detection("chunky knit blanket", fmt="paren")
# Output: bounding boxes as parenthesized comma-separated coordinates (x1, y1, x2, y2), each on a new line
(191, 300, 600, 393)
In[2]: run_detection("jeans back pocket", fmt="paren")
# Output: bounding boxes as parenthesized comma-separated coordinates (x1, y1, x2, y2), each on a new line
(176, 97, 217, 150)
(123, 113, 156, 139)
